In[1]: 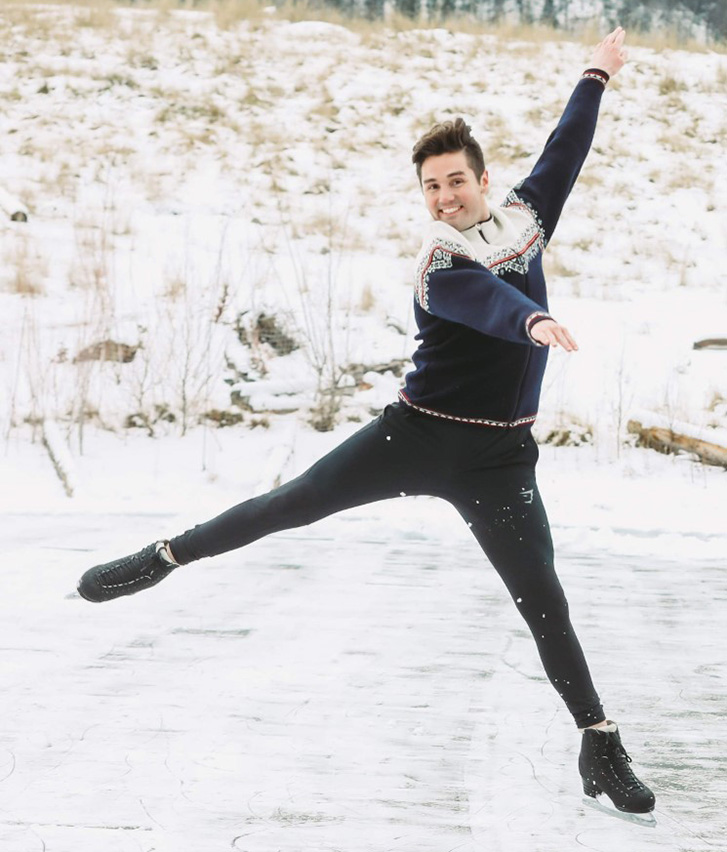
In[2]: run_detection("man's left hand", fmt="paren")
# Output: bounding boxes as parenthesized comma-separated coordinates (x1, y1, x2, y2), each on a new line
(531, 319, 579, 351)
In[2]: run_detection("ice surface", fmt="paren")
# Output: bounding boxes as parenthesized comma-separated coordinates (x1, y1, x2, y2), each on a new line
(2, 429, 726, 852)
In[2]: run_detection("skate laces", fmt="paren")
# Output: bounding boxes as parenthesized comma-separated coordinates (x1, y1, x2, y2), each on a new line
(610, 740, 643, 790)
(101, 544, 156, 584)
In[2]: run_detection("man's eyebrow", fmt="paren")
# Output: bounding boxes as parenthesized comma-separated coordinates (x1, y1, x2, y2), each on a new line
(422, 170, 467, 185)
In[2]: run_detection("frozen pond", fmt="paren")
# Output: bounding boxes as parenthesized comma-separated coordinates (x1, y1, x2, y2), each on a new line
(2, 506, 725, 852)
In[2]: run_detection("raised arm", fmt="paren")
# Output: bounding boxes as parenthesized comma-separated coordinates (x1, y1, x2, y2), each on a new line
(507, 28, 629, 245)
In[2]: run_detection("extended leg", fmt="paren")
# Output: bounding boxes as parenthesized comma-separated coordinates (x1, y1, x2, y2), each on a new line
(169, 409, 430, 564)
(78, 405, 433, 600)
(450, 443, 603, 728)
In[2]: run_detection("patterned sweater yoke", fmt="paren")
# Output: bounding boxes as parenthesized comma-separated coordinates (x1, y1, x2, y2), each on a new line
(414, 201, 546, 314)
(401, 70, 609, 427)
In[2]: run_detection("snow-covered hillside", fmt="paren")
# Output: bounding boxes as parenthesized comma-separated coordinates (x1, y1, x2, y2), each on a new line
(1, 4, 726, 450)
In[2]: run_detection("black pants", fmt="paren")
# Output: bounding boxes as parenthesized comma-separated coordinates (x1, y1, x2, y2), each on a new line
(169, 403, 604, 728)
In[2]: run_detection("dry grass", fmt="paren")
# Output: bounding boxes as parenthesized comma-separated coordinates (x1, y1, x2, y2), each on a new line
(5, 236, 47, 296)
(309, 94, 340, 123)
(542, 247, 578, 286)
(665, 165, 708, 192)
(0, 87, 23, 103)
(619, 25, 726, 54)
(74, 2, 117, 29)
(656, 130, 699, 156)
(3, 0, 723, 52)
(3, 0, 115, 29)
(156, 99, 226, 124)
(658, 73, 688, 96)
(210, 0, 278, 29)
(126, 47, 160, 70)
(572, 169, 603, 189)
(358, 282, 375, 313)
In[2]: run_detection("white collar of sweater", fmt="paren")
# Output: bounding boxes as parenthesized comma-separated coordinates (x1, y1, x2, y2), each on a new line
(461, 204, 536, 262)
(418, 203, 542, 276)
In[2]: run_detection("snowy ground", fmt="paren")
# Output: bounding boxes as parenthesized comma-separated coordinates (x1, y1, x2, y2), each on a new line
(1, 5, 726, 851)
(1, 5, 726, 438)
(2, 424, 727, 851)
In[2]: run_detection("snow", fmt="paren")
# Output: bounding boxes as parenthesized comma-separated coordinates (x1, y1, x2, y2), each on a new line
(1, 5, 726, 851)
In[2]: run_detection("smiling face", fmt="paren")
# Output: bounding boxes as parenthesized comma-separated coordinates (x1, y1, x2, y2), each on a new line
(420, 150, 490, 232)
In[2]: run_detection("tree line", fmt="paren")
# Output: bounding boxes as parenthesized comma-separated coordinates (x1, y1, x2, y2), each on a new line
(325, 0, 727, 42)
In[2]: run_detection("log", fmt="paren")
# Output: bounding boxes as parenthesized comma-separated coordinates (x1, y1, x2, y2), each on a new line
(693, 338, 727, 350)
(627, 415, 727, 468)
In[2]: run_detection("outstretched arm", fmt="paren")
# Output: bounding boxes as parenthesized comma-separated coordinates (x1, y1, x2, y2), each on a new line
(415, 227, 556, 346)
(508, 28, 629, 244)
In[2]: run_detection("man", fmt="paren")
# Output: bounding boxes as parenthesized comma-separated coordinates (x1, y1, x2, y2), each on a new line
(78, 28, 655, 819)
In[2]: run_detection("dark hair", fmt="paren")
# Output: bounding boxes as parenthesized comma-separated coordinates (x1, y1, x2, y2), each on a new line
(412, 117, 486, 183)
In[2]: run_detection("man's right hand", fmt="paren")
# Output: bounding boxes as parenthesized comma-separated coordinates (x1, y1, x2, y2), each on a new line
(590, 26, 628, 78)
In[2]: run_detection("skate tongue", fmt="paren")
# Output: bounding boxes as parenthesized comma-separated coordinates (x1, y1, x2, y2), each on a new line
(581, 721, 618, 734)
(156, 541, 178, 566)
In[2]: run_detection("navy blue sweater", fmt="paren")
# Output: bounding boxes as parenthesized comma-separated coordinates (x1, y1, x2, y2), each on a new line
(400, 72, 608, 427)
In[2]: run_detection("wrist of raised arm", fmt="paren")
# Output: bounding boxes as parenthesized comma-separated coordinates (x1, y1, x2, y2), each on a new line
(582, 68, 610, 87)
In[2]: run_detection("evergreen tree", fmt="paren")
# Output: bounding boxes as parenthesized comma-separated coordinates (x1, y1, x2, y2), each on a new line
(516, 0, 535, 25)
(440, 0, 457, 19)
(363, 0, 385, 19)
(684, 0, 727, 39)
(541, 0, 558, 27)
(394, 0, 421, 17)
(618, 0, 657, 32)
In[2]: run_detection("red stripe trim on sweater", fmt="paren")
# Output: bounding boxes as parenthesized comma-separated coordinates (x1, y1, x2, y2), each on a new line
(398, 391, 536, 428)
(420, 243, 473, 280)
(485, 229, 540, 271)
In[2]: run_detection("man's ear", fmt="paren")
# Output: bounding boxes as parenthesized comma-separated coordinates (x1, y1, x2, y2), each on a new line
(480, 170, 489, 193)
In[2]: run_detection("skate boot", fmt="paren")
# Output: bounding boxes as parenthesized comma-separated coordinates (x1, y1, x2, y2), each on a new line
(77, 541, 178, 602)
(579, 722, 655, 818)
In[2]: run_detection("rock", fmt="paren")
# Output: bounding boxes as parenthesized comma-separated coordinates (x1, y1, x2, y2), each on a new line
(73, 340, 138, 364)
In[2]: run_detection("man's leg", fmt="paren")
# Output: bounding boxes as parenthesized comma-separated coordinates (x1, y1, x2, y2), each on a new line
(448, 434, 604, 728)
(169, 410, 425, 563)
(78, 405, 433, 600)
(449, 431, 655, 816)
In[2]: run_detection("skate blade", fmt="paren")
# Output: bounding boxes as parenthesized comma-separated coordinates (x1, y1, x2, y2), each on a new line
(582, 795, 657, 827)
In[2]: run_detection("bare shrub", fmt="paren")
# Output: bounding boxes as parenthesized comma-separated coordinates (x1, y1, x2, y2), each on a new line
(6, 237, 46, 296)
(658, 74, 687, 96)
(358, 282, 375, 313)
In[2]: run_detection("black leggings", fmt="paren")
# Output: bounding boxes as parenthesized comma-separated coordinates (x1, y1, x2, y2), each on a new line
(169, 403, 604, 728)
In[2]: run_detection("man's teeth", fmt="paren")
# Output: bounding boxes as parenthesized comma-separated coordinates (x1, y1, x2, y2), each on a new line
(442, 206, 461, 214)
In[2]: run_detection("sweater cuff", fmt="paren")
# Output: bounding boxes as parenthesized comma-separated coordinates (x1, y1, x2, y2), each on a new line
(582, 68, 610, 87)
(526, 311, 553, 346)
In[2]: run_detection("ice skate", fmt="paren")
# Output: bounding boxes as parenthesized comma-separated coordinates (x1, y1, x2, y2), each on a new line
(580, 722, 656, 826)
(77, 541, 178, 602)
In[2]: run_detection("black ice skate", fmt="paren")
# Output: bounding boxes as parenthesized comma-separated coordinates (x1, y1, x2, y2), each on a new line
(579, 722, 655, 825)
(77, 541, 178, 602)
